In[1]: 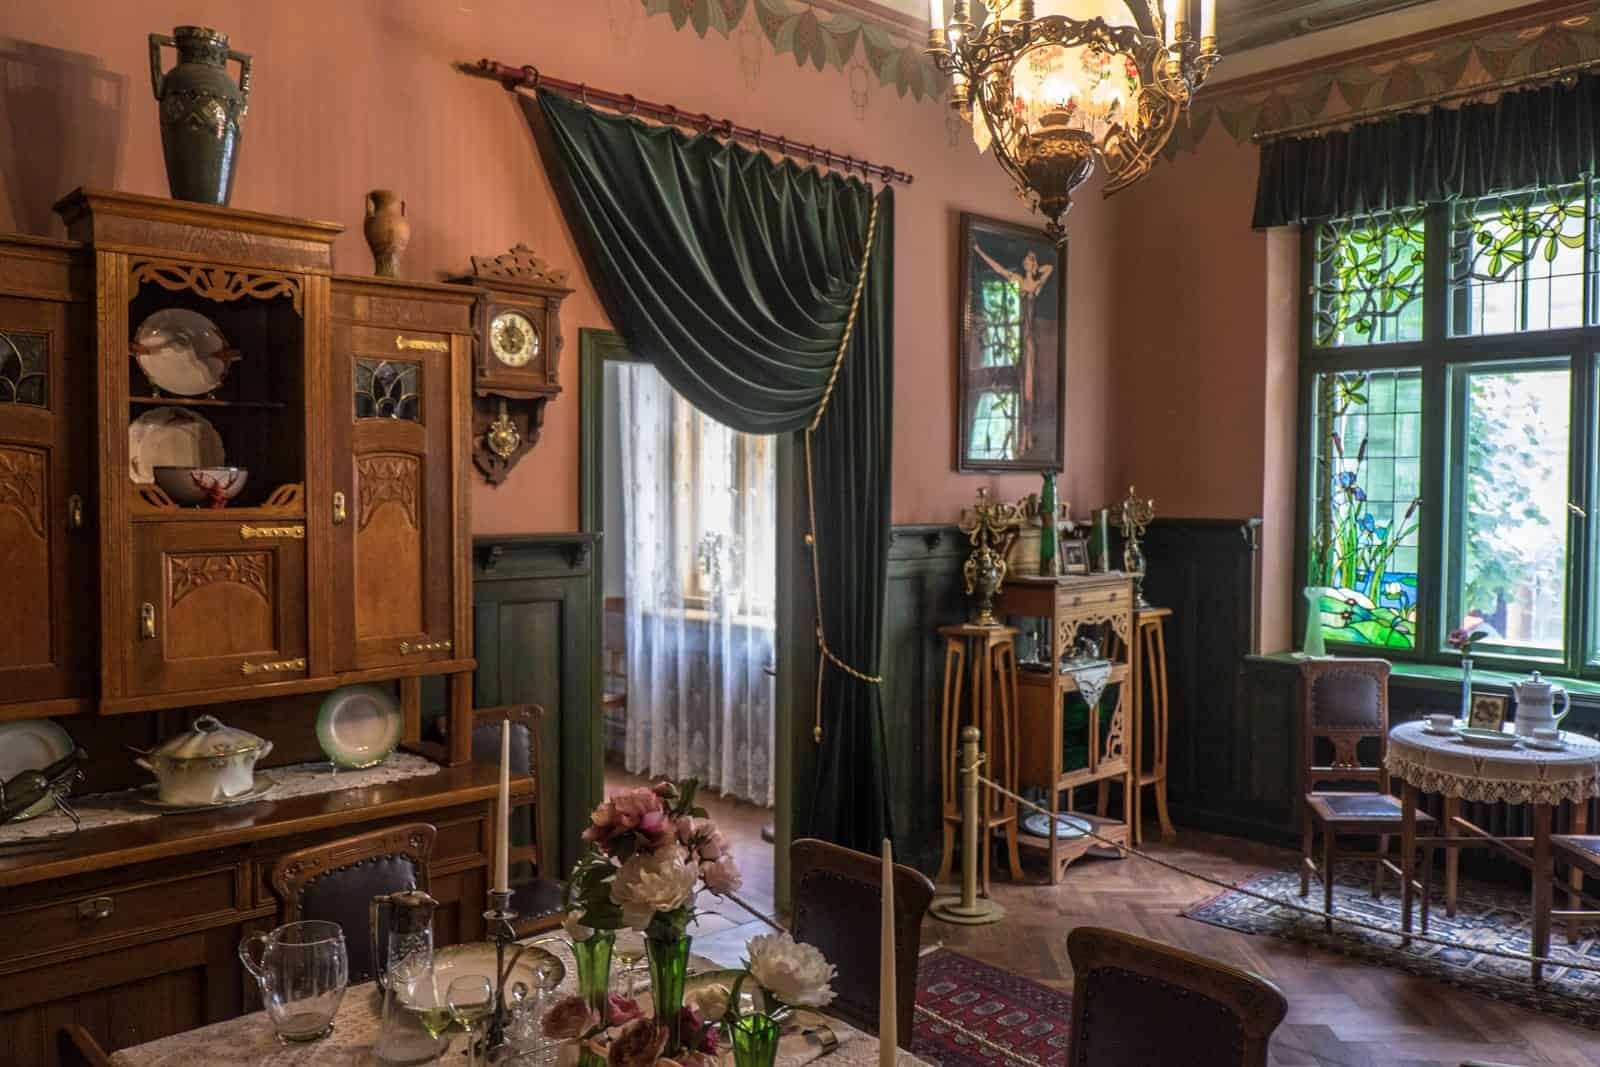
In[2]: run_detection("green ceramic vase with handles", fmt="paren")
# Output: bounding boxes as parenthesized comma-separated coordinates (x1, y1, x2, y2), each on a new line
(149, 26, 252, 205)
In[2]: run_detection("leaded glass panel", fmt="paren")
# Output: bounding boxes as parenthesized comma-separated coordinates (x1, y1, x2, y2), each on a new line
(1310, 368, 1422, 648)
(354, 359, 419, 421)
(0, 330, 47, 407)
(968, 390, 1017, 462)
(979, 278, 1021, 367)
(1310, 209, 1426, 348)
(1448, 181, 1594, 336)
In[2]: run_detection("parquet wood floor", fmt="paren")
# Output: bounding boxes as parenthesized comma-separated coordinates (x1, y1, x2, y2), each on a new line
(604, 770, 1600, 1066)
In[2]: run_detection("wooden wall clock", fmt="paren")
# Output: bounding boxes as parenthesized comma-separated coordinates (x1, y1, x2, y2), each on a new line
(449, 244, 573, 484)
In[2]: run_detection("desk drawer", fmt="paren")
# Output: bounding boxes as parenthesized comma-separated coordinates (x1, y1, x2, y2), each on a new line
(0, 866, 241, 966)
(1056, 579, 1130, 616)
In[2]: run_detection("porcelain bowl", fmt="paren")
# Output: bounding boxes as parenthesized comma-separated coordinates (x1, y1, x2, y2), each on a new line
(154, 465, 249, 507)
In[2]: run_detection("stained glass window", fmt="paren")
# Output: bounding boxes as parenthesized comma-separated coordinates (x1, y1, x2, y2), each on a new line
(0, 330, 47, 407)
(355, 360, 419, 421)
(1310, 368, 1422, 648)
(1310, 209, 1426, 347)
(968, 390, 1017, 462)
(1449, 181, 1595, 336)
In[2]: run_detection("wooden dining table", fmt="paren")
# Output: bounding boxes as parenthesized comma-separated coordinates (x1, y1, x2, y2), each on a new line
(108, 939, 931, 1067)
(1387, 720, 1600, 982)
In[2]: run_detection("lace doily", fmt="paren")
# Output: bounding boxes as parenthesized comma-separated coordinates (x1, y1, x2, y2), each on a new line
(1385, 721, 1600, 806)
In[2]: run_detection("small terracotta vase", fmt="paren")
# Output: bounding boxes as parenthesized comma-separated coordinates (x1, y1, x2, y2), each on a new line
(363, 190, 409, 278)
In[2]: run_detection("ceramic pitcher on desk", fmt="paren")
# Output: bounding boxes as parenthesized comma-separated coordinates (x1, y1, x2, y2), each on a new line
(1512, 671, 1570, 737)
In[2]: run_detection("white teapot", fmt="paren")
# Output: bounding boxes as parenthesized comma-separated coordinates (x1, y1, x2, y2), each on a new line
(1511, 671, 1570, 738)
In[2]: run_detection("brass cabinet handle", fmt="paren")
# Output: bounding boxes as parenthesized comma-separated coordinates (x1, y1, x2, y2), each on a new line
(398, 639, 453, 655)
(240, 524, 304, 540)
(67, 493, 85, 530)
(77, 896, 114, 922)
(139, 603, 157, 640)
(395, 334, 448, 352)
(332, 491, 347, 526)
(241, 657, 306, 676)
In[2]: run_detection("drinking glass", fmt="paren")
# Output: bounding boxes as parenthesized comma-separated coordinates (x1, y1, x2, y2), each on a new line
(448, 974, 496, 1067)
(613, 929, 646, 998)
(239, 920, 349, 1044)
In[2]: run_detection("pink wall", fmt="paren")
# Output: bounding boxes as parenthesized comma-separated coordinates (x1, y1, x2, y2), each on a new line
(0, 0, 1116, 532)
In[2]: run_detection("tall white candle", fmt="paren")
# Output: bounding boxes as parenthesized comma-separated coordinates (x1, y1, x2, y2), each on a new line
(1200, 0, 1215, 41)
(929, 0, 943, 30)
(1164, 0, 1178, 42)
(494, 719, 511, 894)
(880, 838, 897, 1065)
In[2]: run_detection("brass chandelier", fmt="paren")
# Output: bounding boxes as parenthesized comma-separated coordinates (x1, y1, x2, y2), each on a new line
(928, 1, 1220, 241)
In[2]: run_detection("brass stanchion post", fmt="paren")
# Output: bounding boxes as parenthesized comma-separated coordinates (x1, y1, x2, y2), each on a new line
(930, 726, 1006, 925)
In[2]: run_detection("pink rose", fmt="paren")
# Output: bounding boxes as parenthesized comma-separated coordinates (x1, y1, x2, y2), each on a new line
(542, 995, 600, 1041)
(637, 809, 673, 850)
(607, 993, 643, 1027)
(613, 787, 664, 830)
(676, 816, 698, 845)
(653, 780, 677, 800)
(608, 1020, 667, 1067)
(701, 854, 742, 896)
(679, 1006, 719, 1055)
(697, 827, 728, 861)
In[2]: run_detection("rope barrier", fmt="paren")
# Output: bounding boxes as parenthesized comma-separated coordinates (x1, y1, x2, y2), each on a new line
(969, 764, 1600, 978)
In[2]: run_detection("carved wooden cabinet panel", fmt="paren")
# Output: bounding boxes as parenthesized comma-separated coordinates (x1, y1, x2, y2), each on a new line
(0, 246, 93, 714)
(128, 520, 308, 695)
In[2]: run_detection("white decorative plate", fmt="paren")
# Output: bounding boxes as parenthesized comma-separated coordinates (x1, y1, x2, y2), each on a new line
(433, 942, 565, 995)
(0, 720, 75, 820)
(1022, 811, 1094, 839)
(132, 308, 236, 396)
(135, 774, 276, 812)
(317, 684, 404, 769)
(128, 407, 225, 484)
(1455, 727, 1520, 749)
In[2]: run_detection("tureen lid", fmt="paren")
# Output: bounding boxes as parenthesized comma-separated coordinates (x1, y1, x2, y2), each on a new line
(153, 714, 266, 760)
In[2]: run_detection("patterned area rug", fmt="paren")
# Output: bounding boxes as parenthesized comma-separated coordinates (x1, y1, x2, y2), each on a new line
(1184, 868, 1600, 1027)
(913, 949, 1072, 1067)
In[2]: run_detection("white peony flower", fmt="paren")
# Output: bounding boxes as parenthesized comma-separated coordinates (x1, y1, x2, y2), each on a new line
(611, 845, 699, 929)
(563, 910, 594, 942)
(701, 854, 742, 896)
(745, 933, 836, 1009)
(684, 981, 731, 1022)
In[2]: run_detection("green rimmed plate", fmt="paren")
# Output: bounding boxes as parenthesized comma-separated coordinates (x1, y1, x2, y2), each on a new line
(316, 684, 403, 769)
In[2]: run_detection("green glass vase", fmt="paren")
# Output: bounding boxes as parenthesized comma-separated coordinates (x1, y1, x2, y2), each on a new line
(1038, 471, 1059, 577)
(646, 933, 692, 1054)
(572, 931, 616, 1021)
(731, 1013, 781, 1067)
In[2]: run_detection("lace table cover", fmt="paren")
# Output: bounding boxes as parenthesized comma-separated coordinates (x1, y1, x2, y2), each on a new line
(0, 752, 441, 846)
(1386, 721, 1600, 806)
(110, 940, 926, 1067)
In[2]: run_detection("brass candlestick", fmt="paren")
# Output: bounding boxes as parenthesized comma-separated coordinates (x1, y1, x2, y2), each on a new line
(1118, 485, 1155, 608)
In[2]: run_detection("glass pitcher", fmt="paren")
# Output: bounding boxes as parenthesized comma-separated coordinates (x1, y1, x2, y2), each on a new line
(372, 889, 449, 1065)
(239, 920, 349, 1044)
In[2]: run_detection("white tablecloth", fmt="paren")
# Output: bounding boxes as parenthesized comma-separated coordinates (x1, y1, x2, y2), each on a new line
(1386, 720, 1600, 805)
(109, 940, 926, 1067)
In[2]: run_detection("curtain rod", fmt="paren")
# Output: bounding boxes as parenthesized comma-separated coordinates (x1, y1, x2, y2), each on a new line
(1251, 56, 1600, 143)
(464, 59, 915, 186)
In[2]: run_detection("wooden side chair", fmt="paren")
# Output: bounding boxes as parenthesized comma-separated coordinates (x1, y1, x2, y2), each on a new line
(468, 704, 563, 935)
(57, 1025, 114, 1067)
(269, 822, 435, 983)
(1065, 927, 1287, 1067)
(1296, 658, 1433, 932)
(1554, 831, 1600, 943)
(789, 838, 935, 1048)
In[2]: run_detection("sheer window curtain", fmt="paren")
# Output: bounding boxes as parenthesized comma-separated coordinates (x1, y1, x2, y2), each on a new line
(617, 362, 777, 807)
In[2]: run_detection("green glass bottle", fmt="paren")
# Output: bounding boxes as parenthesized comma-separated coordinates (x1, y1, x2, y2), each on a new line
(646, 933, 693, 1054)
(1039, 470, 1059, 577)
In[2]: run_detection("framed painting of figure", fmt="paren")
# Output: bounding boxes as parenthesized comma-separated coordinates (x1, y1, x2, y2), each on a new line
(956, 213, 1067, 472)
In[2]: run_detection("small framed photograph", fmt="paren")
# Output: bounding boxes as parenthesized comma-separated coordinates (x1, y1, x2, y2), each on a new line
(1468, 693, 1508, 731)
(1059, 536, 1090, 576)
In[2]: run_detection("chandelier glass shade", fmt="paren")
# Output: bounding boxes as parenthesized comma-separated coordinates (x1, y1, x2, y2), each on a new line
(928, 1, 1220, 241)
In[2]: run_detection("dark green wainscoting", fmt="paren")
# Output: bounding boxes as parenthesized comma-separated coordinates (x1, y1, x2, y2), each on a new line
(471, 533, 601, 873)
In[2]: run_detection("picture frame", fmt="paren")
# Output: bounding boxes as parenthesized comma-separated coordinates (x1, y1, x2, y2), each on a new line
(1468, 693, 1509, 732)
(1059, 536, 1091, 576)
(956, 213, 1067, 472)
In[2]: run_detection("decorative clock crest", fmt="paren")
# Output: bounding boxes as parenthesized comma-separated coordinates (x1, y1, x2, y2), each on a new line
(449, 243, 573, 484)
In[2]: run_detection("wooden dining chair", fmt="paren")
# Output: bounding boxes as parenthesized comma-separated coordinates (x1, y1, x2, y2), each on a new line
(269, 822, 435, 982)
(1296, 658, 1433, 932)
(789, 837, 935, 1048)
(57, 1025, 114, 1067)
(1065, 927, 1287, 1067)
(1553, 832, 1600, 943)
(465, 703, 564, 935)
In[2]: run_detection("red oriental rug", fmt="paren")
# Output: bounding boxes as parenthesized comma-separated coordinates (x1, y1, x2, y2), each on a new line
(912, 949, 1073, 1067)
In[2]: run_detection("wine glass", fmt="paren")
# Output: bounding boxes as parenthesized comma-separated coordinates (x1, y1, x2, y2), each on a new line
(613, 929, 646, 998)
(448, 974, 496, 1067)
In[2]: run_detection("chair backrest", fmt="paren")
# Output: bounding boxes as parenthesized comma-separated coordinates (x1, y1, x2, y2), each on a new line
(1299, 658, 1391, 793)
(471, 704, 547, 876)
(1065, 927, 1287, 1067)
(269, 822, 435, 983)
(789, 837, 935, 1047)
(57, 1025, 114, 1067)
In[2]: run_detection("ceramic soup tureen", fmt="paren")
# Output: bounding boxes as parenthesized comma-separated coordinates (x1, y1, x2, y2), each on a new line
(134, 715, 273, 805)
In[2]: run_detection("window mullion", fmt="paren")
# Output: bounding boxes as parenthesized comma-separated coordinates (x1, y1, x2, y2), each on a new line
(1567, 352, 1591, 676)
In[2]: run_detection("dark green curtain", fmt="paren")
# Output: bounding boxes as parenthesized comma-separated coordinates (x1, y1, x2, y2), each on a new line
(1254, 72, 1600, 227)
(529, 90, 895, 852)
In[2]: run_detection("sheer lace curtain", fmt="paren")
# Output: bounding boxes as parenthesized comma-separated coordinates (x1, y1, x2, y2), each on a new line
(617, 362, 776, 807)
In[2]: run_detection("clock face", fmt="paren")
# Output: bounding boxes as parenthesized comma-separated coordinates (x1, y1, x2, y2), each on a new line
(489, 310, 540, 369)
